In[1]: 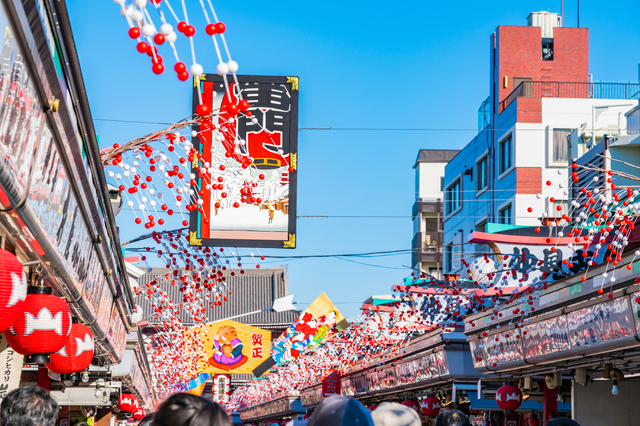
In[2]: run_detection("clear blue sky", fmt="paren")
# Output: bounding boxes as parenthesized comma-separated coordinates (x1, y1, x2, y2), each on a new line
(67, 0, 640, 317)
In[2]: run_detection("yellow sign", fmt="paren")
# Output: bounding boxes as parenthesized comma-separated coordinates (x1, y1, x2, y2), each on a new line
(187, 320, 272, 375)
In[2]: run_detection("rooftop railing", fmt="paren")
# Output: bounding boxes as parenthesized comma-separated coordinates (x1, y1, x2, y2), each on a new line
(499, 81, 640, 113)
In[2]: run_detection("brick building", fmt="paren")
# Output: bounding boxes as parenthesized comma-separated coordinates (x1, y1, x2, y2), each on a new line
(442, 11, 640, 274)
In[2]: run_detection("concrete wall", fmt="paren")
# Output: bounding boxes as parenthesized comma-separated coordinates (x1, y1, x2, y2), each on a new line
(416, 161, 447, 201)
(574, 380, 640, 426)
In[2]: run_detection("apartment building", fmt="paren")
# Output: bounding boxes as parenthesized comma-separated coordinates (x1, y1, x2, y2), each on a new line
(442, 11, 640, 274)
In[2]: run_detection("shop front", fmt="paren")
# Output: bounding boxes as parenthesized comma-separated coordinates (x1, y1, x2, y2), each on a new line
(239, 396, 306, 425)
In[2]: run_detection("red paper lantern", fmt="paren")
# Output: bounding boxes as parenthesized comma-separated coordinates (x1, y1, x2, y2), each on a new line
(0, 249, 27, 332)
(6, 287, 71, 363)
(368, 404, 378, 412)
(421, 397, 442, 417)
(401, 400, 419, 411)
(496, 385, 523, 411)
(133, 408, 145, 420)
(45, 323, 94, 375)
(118, 393, 140, 412)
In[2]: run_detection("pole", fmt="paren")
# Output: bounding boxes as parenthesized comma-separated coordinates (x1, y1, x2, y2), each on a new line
(561, 0, 563, 26)
(577, 0, 580, 28)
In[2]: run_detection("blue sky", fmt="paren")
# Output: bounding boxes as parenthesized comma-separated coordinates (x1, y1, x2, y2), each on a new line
(67, 0, 640, 317)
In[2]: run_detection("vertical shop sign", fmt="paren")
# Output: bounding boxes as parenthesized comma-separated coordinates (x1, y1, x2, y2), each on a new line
(0, 333, 23, 401)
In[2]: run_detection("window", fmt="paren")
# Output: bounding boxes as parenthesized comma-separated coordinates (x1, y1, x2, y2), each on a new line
(550, 199, 569, 218)
(445, 178, 462, 215)
(542, 38, 554, 61)
(552, 129, 571, 164)
(445, 246, 453, 273)
(499, 204, 512, 225)
(499, 135, 512, 174)
(476, 156, 488, 191)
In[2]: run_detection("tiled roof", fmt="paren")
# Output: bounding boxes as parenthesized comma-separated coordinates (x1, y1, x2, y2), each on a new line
(136, 267, 300, 326)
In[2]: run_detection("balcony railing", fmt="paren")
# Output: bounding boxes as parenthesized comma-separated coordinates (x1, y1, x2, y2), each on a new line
(499, 81, 640, 113)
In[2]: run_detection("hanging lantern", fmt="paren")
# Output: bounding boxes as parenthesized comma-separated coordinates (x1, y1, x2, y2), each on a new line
(45, 322, 94, 377)
(213, 374, 231, 403)
(133, 409, 145, 420)
(421, 397, 442, 417)
(118, 393, 140, 412)
(401, 400, 419, 412)
(5, 286, 71, 363)
(496, 385, 523, 411)
(0, 248, 27, 332)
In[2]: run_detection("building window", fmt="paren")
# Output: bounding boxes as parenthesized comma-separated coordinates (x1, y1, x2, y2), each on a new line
(445, 246, 453, 273)
(445, 178, 462, 215)
(499, 204, 512, 225)
(552, 129, 571, 164)
(476, 156, 488, 191)
(499, 135, 512, 174)
(440, 176, 444, 191)
(550, 199, 569, 218)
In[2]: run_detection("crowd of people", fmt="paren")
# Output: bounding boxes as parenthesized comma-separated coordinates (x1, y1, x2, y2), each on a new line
(0, 386, 582, 426)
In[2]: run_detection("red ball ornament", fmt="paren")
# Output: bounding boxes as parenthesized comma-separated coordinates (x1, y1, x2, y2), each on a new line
(6, 287, 72, 363)
(128, 27, 141, 39)
(152, 63, 165, 75)
(238, 99, 251, 111)
(227, 104, 239, 115)
(154, 33, 165, 45)
(184, 25, 196, 37)
(196, 104, 211, 117)
(288, 166, 295, 173)
(496, 385, 522, 411)
(117, 393, 140, 412)
(205, 23, 217, 35)
(215, 22, 226, 33)
(46, 322, 93, 376)
(136, 41, 149, 54)
(174, 62, 186, 72)
(420, 397, 442, 417)
(178, 71, 189, 81)
(0, 249, 27, 332)
(177, 21, 187, 33)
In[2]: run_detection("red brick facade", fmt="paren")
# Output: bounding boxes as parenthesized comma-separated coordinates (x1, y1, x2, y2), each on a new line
(516, 98, 542, 123)
(495, 26, 589, 105)
(516, 167, 542, 194)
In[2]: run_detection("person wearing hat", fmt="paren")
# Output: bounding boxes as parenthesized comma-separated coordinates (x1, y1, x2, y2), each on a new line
(371, 402, 421, 426)
(308, 395, 374, 426)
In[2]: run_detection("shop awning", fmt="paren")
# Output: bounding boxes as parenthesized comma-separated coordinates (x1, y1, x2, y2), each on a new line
(467, 394, 571, 412)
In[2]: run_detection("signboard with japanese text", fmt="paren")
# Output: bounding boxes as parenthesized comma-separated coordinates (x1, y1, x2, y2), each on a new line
(0, 333, 23, 402)
(190, 75, 299, 248)
(189, 319, 271, 375)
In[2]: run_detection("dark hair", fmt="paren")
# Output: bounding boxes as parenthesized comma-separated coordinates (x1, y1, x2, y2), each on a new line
(138, 413, 155, 426)
(151, 393, 231, 426)
(1, 385, 58, 426)
(435, 409, 471, 426)
(544, 419, 581, 426)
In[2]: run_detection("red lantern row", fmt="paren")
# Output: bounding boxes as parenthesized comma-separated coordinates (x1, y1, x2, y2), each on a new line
(0, 249, 94, 372)
(421, 397, 441, 417)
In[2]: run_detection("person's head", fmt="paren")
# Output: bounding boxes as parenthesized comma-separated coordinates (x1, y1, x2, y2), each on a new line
(1, 385, 58, 426)
(151, 393, 231, 426)
(544, 419, 580, 426)
(371, 402, 421, 426)
(138, 413, 155, 426)
(435, 409, 471, 426)
(309, 395, 374, 426)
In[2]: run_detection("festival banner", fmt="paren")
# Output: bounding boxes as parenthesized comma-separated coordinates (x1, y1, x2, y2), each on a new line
(253, 292, 349, 377)
(188, 320, 271, 375)
(174, 373, 210, 396)
(0, 333, 23, 402)
(190, 75, 299, 248)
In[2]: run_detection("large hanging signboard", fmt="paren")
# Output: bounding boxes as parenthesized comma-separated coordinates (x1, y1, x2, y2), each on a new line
(188, 319, 272, 375)
(253, 292, 349, 377)
(190, 75, 299, 248)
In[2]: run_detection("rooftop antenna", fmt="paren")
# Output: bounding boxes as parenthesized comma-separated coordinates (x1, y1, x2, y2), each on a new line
(561, 0, 563, 26)
(577, 0, 580, 27)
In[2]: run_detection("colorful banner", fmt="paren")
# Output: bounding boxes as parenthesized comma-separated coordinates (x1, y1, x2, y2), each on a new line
(254, 293, 348, 376)
(189, 320, 271, 375)
(174, 373, 209, 396)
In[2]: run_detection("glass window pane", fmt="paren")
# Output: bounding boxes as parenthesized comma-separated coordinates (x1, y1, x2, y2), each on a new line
(553, 129, 570, 163)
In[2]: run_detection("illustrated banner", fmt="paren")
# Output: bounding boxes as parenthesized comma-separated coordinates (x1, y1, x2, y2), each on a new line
(190, 75, 299, 248)
(253, 292, 349, 376)
(189, 320, 271, 375)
